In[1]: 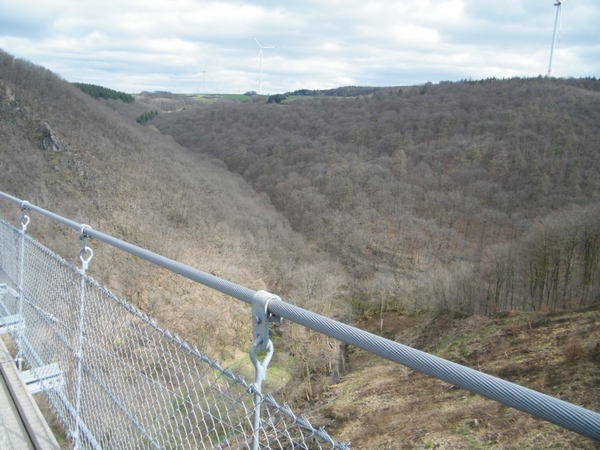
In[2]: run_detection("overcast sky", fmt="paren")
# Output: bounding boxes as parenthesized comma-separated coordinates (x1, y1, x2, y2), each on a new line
(1, 0, 598, 94)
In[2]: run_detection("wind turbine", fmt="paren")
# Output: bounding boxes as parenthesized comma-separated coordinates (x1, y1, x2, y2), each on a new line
(547, 0, 568, 77)
(254, 36, 277, 95)
(199, 62, 209, 94)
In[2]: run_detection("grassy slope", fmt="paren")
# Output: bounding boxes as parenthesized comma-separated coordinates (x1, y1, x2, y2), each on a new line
(306, 307, 600, 449)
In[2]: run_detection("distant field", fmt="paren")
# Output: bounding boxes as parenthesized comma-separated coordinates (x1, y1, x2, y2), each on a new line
(142, 93, 324, 104)
(181, 93, 252, 102)
(219, 94, 252, 101)
(179, 93, 323, 102)
(285, 95, 321, 101)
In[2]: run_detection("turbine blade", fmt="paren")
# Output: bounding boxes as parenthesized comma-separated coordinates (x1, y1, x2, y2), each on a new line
(254, 36, 262, 47)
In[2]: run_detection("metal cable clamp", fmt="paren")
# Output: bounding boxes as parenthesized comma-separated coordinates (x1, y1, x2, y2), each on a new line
(250, 290, 282, 351)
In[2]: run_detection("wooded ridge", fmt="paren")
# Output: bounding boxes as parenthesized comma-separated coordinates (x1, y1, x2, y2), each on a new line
(152, 77, 600, 317)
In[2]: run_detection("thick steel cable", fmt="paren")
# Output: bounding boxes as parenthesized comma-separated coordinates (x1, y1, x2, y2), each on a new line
(2, 191, 600, 442)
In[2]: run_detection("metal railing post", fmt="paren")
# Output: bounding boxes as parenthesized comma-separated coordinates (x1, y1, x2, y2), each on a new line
(16, 202, 30, 371)
(73, 225, 93, 450)
(249, 291, 281, 449)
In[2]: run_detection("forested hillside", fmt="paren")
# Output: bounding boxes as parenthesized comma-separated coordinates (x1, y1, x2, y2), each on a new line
(0, 50, 347, 368)
(1, 49, 600, 448)
(153, 78, 600, 317)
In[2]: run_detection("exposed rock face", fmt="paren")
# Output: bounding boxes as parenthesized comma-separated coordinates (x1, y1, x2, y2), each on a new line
(2, 85, 64, 151)
(6, 87, 18, 107)
(39, 122, 65, 151)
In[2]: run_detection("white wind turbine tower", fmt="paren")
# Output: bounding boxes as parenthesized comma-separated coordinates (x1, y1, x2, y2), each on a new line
(547, 0, 569, 77)
(254, 36, 277, 95)
(199, 62, 209, 94)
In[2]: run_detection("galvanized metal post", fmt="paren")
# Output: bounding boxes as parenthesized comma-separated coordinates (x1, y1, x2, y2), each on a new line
(73, 225, 93, 450)
(16, 202, 30, 371)
(249, 291, 281, 449)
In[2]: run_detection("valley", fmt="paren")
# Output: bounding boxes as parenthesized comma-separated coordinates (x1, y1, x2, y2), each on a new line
(1, 50, 599, 447)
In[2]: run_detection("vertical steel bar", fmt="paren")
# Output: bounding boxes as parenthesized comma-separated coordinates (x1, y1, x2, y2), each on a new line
(249, 290, 278, 449)
(73, 231, 93, 450)
(249, 339, 273, 450)
(16, 206, 30, 371)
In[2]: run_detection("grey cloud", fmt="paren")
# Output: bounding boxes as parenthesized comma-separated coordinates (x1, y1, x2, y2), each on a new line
(0, 0, 598, 94)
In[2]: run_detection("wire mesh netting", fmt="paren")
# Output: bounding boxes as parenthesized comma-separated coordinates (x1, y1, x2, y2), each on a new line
(0, 217, 348, 449)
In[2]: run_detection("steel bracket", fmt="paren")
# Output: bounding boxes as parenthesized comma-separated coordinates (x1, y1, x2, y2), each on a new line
(251, 290, 281, 351)
(22, 363, 64, 394)
(0, 315, 25, 335)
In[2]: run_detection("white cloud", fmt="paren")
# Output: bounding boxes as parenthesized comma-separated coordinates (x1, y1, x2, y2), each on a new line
(0, 0, 598, 93)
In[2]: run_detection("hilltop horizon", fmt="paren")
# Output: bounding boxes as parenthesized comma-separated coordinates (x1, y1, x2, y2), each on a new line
(76, 74, 600, 98)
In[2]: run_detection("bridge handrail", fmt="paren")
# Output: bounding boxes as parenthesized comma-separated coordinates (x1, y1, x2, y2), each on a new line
(1, 190, 599, 442)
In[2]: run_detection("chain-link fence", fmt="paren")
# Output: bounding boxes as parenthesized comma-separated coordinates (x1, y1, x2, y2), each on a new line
(2, 192, 600, 446)
(0, 216, 347, 449)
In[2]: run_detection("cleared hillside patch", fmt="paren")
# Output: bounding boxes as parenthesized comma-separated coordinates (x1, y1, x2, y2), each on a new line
(306, 308, 600, 448)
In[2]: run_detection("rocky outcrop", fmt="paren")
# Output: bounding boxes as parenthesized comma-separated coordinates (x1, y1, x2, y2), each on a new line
(2, 85, 65, 152)
(5, 87, 18, 107)
(39, 122, 65, 152)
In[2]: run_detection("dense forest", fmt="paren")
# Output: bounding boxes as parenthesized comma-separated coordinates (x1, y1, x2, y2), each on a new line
(72, 82, 135, 103)
(152, 78, 600, 318)
(1, 49, 600, 448)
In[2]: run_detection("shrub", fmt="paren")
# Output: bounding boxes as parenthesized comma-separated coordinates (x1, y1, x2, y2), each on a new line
(136, 111, 159, 125)
(563, 341, 584, 362)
